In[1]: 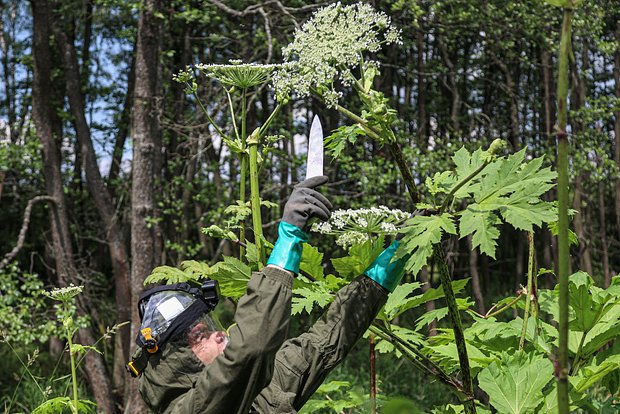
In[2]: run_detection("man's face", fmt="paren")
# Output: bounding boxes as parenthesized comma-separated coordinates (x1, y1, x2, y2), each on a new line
(189, 322, 228, 365)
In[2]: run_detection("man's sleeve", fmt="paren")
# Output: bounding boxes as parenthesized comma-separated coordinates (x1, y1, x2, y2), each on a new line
(168, 266, 293, 414)
(252, 275, 388, 413)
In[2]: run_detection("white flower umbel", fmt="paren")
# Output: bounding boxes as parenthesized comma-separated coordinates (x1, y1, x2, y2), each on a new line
(272, 2, 402, 107)
(311, 205, 409, 249)
(195, 61, 283, 89)
(45, 284, 84, 302)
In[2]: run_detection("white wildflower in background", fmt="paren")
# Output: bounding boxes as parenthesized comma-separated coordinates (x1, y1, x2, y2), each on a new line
(311, 205, 409, 249)
(44, 284, 83, 302)
(272, 2, 402, 107)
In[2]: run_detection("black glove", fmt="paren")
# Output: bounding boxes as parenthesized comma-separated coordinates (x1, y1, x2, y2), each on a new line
(282, 176, 333, 231)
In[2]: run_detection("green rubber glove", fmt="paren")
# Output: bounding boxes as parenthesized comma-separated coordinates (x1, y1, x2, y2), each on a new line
(267, 176, 332, 274)
(364, 240, 409, 292)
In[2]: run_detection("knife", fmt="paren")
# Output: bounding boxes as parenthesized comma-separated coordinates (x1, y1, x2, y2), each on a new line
(306, 115, 324, 179)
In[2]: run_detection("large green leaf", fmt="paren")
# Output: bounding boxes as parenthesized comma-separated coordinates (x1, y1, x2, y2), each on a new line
(478, 351, 553, 414)
(459, 209, 501, 258)
(331, 237, 384, 280)
(383, 282, 423, 319)
(572, 354, 620, 393)
(397, 213, 457, 275)
(300, 243, 325, 280)
(569, 271, 602, 332)
(455, 150, 556, 258)
(451, 146, 487, 199)
(292, 281, 334, 315)
(382, 278, 470, 320)
(209, 256, 252, 300)
(143, 265, 197, 285)
(414, 298, 473, 331)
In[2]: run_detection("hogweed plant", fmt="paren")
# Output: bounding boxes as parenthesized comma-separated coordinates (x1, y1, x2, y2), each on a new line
(150, 3, 620, 412)
(1, 283, 125, 413)
(174, 61, 283, 265)
(24, 284, 95, 414)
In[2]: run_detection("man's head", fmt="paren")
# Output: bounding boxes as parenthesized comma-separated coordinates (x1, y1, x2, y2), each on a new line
(187, 318, 229, 365)
(135, 280, 220, 354)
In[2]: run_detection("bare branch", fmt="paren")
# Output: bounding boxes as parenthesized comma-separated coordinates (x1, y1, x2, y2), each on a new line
(0, 195, 57, 270)
(258, 7, 273, 63)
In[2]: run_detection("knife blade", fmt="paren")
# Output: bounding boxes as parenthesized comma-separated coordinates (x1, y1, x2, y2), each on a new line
(306, 115, 324, 179)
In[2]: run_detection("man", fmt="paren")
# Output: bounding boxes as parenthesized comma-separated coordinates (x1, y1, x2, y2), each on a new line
(132, 176, 408, 413)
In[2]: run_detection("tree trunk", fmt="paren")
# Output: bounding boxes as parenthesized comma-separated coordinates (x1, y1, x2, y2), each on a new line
(108, 55, 135, 186)
(126, 0, 162, 412)
(436, 31, 460, 133)
(614, 23, 620, 244)
(496, 59, 520, 149)
(542, 48, 555, 147)
(52, 10, 132, 402)
(31, 2, 115, 412)
(417, 25, 427, 148)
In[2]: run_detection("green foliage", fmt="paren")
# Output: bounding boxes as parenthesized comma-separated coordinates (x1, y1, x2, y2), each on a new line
(478, 350, 554, 414)
(399, 147, 557, 264)
(397, 213, 456, 274)
(325, 125, 365, 158)
(292, 282, 334, 315)
(331, 237, 385, 280)
(145, 257, 251, 300)
(299, 381, 367, 414)
(31, 397, 96, 414)
(0, 263, 55, 344)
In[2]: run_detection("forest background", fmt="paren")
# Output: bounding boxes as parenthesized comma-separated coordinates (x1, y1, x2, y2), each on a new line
(1, 0, 619, 413)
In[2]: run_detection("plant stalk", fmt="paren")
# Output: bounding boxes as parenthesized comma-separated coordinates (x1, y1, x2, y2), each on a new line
(556, 8, 574, 414)
(248, 129, 264, 266)
(66, 323, 79, 413)
(369, 334, 377, 414)
(239, 89, 248, 259)
(370, 324, 465, 396)
(434, 246, 476, 414)
(191, 87, 227, 139)
(471, 293, 523, 319)
(440, 161, 490, 213)
(520, 232, 536, 349)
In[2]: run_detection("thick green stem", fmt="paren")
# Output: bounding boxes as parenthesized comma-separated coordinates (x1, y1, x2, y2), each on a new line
(239, 89, 248, 259)
(66, 324, 79, 413)
(556, 9, 573, 414)
(520, 232, 536, 349)
(248, 129, 264, 266)
(387, 142, 420, 204)
(433, 246, 476, 414)
(370, 324, 465, 396)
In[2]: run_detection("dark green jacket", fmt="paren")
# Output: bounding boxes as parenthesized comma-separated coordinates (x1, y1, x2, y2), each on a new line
(139, 266, 387, 413)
